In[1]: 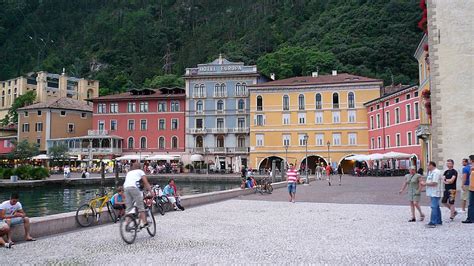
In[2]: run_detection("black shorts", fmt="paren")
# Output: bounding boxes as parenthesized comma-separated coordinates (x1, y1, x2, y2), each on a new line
(441, 189, 456, 205)
(113, 204, 125, 210)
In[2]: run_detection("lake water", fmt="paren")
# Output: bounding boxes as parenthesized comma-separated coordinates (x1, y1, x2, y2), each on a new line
(0, 182, 240, 217)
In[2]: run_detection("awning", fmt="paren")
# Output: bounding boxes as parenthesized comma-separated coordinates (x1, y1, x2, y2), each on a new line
(31, 154, 50, 160)
(190, 154, 204, 162)
(115, 155, 148, 161)
(382, 152, 416, 159)
(344, 154, 370, 161)
(147, 155, 181, 161)
(369, 153, 385, 160)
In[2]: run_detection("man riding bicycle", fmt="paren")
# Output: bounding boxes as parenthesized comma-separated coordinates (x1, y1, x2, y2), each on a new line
(123, 162, 152, 229)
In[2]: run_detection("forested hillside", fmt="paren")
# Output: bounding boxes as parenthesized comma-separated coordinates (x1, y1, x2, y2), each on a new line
(0, 0, 422, 94)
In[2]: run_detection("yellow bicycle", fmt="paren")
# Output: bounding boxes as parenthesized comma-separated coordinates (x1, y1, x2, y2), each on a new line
(75, 190, 117, 227)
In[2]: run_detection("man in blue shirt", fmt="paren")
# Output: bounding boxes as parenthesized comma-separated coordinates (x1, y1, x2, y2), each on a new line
(461, 158, 471, 213)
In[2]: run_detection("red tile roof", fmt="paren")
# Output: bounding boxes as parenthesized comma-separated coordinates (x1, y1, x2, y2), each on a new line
(89, 88, 185, 101)
(249, 73, 382, 87)
(19, 97, 93, 112)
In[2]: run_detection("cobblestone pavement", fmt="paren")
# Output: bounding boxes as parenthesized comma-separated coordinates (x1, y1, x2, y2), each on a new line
(1, 198, 473, 264)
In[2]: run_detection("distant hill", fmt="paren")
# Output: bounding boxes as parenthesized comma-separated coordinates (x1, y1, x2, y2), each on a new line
(0, 0, 422, 93)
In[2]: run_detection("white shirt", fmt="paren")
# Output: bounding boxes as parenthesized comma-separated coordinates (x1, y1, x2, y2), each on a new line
(0, 200, 23, 216)
(123, 169, 146, 188)
(426, 168, 443, 197)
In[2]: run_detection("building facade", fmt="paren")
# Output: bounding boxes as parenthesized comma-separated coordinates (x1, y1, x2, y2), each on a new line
(0, 126, 16, 158)
(364, 85, 422, 168)
(89, 88, 186, 157)
(17, 98, 93, 153)
(184, 55, 266, 171)
(1, 71, 99, 119)
(249, 72, 383, 173)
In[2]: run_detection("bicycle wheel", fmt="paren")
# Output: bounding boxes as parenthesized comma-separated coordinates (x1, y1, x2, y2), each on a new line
(146, 209, 156, 237)
(267, 184, 273, 193)
(76, 204, 95, 227)
(107, 202, 117, 223)
(120, 214, 138, 244)
(155, 201, 165, 216)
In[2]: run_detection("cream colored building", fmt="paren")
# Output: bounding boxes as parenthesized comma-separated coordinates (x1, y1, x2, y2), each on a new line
(0, 71, 99, 119)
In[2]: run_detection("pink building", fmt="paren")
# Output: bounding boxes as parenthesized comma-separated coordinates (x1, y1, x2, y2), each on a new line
(364, 85, 422, 167)
(0, 126, 16, 161)
(90, 88, 186, 156)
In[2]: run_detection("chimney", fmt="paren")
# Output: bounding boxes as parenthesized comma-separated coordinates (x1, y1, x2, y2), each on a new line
(332, 70, 337, 76)
(312, 71, 318, 77)
(62, 68, 66, 75)
(270, 73, 275, 80)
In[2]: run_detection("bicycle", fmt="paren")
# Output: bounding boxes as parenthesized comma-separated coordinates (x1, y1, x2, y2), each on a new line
(152, 185, 170, 215)
(119, 192, 156, 244)
(254, 176, 273, 194)
(75, 190, 117, 227)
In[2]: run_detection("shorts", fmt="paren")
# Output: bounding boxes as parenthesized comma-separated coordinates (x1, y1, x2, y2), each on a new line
(124, 187, 145, 213)
(462, 186, 469, 201)
(113, 204, 126, 210)
(167, 196, 176, 204)
(9, 217, 25, 226)
(0, 220, 8, 231)
(287, 182, 296, 193)
(442, 189, 456, 205)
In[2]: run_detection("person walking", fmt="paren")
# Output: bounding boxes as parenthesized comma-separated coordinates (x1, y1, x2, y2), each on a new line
(315, 165, 322, 180)
(460, 158, 471, 213)
(399, 166, 425, 222)
(325, 164, 332, 186)
(337, 164, 344, 186)
(442, 159, 458, 221)
(421, 161, 443, 228)
(462, 155, 474, 224)
(287, 163, 299, 203)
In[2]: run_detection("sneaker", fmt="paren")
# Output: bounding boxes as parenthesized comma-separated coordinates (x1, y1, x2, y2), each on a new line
(139, 222, 149, 229)
(459, 210, 466, 214)
(4, 242, 12, 249)
(462, 220, 473, 224)
(425, 223, 436, 228)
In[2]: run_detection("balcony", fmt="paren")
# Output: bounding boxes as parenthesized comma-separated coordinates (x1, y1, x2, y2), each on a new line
(192, 93, 206, 98)
(69, 147, 122, 155)
(231, 127, 249, 134)
(188, 128, 208, 134)
(213, 92, 227, 98)
(211, 128, 228, 134)
(88, 130, 109, 136)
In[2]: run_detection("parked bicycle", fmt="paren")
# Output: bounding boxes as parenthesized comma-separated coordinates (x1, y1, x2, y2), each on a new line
(152, 185, 171, 215)
(254, 176, 273, 194)
(119, 192, 156, 244)
(75, 189, 117, 227)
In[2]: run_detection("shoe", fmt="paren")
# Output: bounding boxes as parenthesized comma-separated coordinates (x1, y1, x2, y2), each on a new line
(462, 220, 473, 224)
(425, 223, 436, 228)
(178, 205, 185, 211)
(408, 218, 416, 222)
(328, 182, 331, 186)
(459, 210, 466, 214)
(4, 242, 12, 249)
(139, 222, 149, 229)
(420, 215, 425, 222)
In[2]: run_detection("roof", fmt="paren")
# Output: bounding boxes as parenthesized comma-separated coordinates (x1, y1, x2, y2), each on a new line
(248, 73, 383, 88)
(363, 84, 418, 106)
(89, 87, 185, 101)
(18, 97, 93, 112)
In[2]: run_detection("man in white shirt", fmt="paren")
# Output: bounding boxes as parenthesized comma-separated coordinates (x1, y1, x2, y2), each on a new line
(0, 193, 36, 244)
(421, 161, 444, 228)
(123, 162, 151, 229)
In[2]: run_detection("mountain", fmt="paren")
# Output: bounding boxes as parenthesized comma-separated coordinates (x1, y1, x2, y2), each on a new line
(0, 0, 422, 93)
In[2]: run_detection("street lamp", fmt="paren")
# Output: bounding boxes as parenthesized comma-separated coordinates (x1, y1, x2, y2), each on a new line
(284, 144, 289, 167)
(326, 141, 331, 167)
(304, 134, 309, 184)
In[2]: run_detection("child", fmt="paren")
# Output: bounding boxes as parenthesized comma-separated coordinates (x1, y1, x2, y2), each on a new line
(110, 186, 126, 219)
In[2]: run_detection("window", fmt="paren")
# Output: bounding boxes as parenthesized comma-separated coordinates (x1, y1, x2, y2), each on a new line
(140, 119, 147, 131)
(370, 116, 374, 129)
(159, 119, 166, 130)
(376, 114, 380, 128)
(395, 98, 400, 103)
(370, 107, 374, 112)
(37, 138, 41, 145)
(406, 105, 411, 121)
(139, 102, 149, 112)
(406, 94, 411, 100)
(298, 113, 306, 124)
(386, 135, 391, 148)
(37, 110, 42, 116)
(97, 103, 106, 113)
(22, 123, 30, 132)
(127, 102, 136, 113)
(172, 137, 178, 149)
(416, 135, 420, 145)
(385, 111, 390, 127)
(171, 119, 178, 130)
(315, 112, 323, 124)
(332, 111, 340, 123)
(348, 92, 355, 108)
(110, 120, 117, 131)
(414, 91, 419, 97)
(283, 95, 289, 111)
(283, 134, 291, 146)
(196, 101, 203, 113)
(140, 137, 147, 149)
(128, 120, 135, 131)
(256, 96, 263, 111)
(332, 93, 339, 109)
(171, 101, 180, 112)
(256, 134, 264, 147)
(195, 119, 203, 129)
(332, 133, 341, 146)
(414, 102, 419, 119)
(298, 94, 305, 110)
(34, 122, 43, 132)
(298, 134, 308, 146)
(371, 138, 375, 149)
(158, 137, 165, 149)
(396, 134, 401, 147)
(110, 103, 118, 113)
(158, 102, 167, 112)
(195, 136, 203, 148)
(316, 133, 324, 146)
(214, 83, 226, 97)
(60, 110, 66, 116)
(238, 99, 245, 111)
(376, 104, 380, 110)
(282, 114, 290, 125)
(315, 93, 322, 109)
(407, 132, 412, 146)
(194, 84, 205, 98)
(395, 108, 400, 124)
(377, 137, 382, 149)
(216, 135, 225, 148)
(348, 110, 356, 123)
(385, 101, 389, 107)
(348, 133, 357, 145)
(238, 136, 246, 148)
(68, 123, 75, 133)
(216, 118, 224, 129)
(128, 137, 134, 149)
(237, 118, 245, 128)
(81, 113, 87, 118)
(256, 115, 264, 126)
(98, 120, 105, 131)
(216, 100, 224, 112)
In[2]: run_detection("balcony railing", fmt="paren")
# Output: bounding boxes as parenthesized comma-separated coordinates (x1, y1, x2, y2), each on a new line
(211, 128, 228, 134)
(231, 127, 249, 134)
(188, 128, 208, 134)
(88, 130, 108, 136)
(213, 92, 227, 98)
(69, 147, 122, 154)
(192, 93, 206, 98)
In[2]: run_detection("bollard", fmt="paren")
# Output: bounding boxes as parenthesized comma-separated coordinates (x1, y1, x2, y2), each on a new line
(10, 175, 18, 182)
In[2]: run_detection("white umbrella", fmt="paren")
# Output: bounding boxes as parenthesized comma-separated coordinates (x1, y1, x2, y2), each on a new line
(383, 151, 415, 160)
(190, 154, 204, 162)
(369, 153, 385, 160)
(345, 154, 370, 161)
(115, 155, 148, 161)
(31, 154, 50, 160)
(147, 154, 175, 161)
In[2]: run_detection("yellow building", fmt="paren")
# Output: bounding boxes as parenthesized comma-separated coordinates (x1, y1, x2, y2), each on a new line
(414, 34, 432, 169)
(0, 71, 99, 120)
(248, 71, 383, 173)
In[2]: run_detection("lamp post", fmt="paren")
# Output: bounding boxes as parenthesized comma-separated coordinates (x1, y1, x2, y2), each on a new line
(284, 144, 289, 167)
(304, 134, 309, 184)
(326, 141, 331, 167)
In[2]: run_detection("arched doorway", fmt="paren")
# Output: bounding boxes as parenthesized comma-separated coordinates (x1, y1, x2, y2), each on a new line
(339, 154, 367, 174)
(300, 155, 328, 174)
(258, 156, 284, 172)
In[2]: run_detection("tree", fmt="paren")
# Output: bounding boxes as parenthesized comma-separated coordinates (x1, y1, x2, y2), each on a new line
(49, 144, 70, 167)
(8, 139, 40, 164)
(1, 91, 36, 126)
(145, 74, 184, 88)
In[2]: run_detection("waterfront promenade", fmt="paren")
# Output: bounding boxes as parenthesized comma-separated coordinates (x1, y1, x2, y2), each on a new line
(1, 175, 472, 264)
